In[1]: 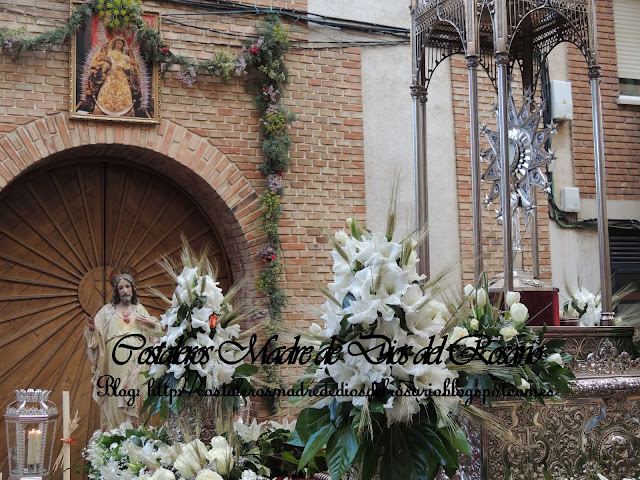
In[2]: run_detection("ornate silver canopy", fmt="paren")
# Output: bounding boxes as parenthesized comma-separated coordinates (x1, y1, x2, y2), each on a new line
(410, 0, 613, 321)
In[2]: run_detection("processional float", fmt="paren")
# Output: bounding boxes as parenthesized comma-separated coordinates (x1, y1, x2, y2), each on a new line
(410, 0, 614, 325)
(410, 2, 640, 478)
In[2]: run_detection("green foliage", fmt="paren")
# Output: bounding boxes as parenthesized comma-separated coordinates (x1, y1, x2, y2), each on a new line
(292, 402, 467, 480)
(95, 0, 142, 30)
(246, 14, 295, 413)
(455, 276, 576, 406)
(240, 424, 327, 479)
(258, 62, 286, 85)
(84, 424, 170, 480)
(260, 108, 293, 137)
(0, 0, 241, 87)
(199, 51, 236, 82)
(0, 0, 95, 59)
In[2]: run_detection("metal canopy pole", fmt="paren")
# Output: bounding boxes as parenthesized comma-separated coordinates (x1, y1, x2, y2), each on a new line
(493, 0, 513, 298)
(520, 14, 540, 278)
(467, 55, 483, 282)
(586, 0, 613, 324)
(589, 66, 614, 324)
(413, 88, 430, 278)
(496, 53, 513, 293)
(410, 0, 430, 279)
(531, 189, 540, 278)
(494, 0, 513, 294)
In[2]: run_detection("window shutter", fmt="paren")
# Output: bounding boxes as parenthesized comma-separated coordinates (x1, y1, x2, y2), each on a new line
(610, 230, 640, 266)
(614, 0, 640, 80)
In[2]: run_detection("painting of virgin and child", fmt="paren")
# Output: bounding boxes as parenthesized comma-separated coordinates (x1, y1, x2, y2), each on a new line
(71, 12, 159, 123)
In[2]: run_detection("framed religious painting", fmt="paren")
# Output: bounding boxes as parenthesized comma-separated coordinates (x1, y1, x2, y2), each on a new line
(70, 7, 160, 123)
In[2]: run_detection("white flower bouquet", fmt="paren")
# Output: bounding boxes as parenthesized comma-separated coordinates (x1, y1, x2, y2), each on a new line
(83, 424, 253, 480)
(142, 243, 257, 418)
(455, 282, 575, 405)
(562, 286, 602, 326)
(291, 218, 469, 480)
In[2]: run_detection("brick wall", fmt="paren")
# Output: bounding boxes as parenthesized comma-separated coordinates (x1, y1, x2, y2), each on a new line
(568, 0, 640, 199)
(0, 0, 366, 390)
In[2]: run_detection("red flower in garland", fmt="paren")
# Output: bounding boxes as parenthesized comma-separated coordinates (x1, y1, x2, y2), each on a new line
(161, 46, 170, 55)
(209, 314, 218, 329)
(249, 45, 259, 55)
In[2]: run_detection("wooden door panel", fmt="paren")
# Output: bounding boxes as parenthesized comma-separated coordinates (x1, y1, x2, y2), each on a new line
(0, 160, 232, 479)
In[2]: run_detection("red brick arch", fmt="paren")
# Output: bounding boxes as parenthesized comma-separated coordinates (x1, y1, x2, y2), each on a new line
(0, 113, 262, 281)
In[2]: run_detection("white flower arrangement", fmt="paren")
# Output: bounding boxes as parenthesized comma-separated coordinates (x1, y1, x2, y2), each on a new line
(292, 218, 469, 480)
(233, 418, 297, 444)
(142, 243, 257, 418)
(312, 222, 459, 425)
(149, 263, 240, 387)
(84, 424, 277, 480)
(455, 281, 575, 406)
(562, 286, 602, 326)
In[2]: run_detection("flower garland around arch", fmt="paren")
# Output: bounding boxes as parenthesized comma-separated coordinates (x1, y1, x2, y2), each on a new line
(0, 0, 294, 412)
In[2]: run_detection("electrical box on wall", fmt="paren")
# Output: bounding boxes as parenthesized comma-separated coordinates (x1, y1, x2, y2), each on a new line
(550, 80, 573, 121)
(560, 186, 581, 212)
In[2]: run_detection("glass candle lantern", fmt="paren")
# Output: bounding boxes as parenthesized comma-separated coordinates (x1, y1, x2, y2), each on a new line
(4, 389, 59, 480)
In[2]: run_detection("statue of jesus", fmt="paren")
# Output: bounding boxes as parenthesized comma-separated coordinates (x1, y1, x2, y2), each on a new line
(84, 273, 163, 429)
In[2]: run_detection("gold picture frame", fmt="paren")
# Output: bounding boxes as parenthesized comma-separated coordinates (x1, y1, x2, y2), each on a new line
(70, 8, 160, 123)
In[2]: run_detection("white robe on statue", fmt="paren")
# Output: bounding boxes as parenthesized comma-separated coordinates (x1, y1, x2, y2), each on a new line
(84, 303, 162, 429)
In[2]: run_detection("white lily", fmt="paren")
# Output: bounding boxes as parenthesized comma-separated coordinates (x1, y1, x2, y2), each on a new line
(517, 378, 530, 392)
(546, 353, 563, 366)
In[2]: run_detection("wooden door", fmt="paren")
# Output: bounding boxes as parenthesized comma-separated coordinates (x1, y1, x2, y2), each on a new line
(0, 160, 232, 478)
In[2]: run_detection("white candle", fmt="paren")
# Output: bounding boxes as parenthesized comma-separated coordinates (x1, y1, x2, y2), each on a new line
(27, 429, 42, 465)
(63, 391, 70, 480)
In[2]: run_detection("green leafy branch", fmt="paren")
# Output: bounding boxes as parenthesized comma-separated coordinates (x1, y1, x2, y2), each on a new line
(245, 14, 295, 414)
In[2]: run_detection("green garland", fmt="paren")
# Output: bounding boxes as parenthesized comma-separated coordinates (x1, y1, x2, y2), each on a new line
(0, 0, 242, 83)
(0, 3, 293, 414)
(245, 15, 295, 413)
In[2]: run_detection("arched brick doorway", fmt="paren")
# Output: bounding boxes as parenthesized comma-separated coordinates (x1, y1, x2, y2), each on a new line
(0, 123, 260, 477)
